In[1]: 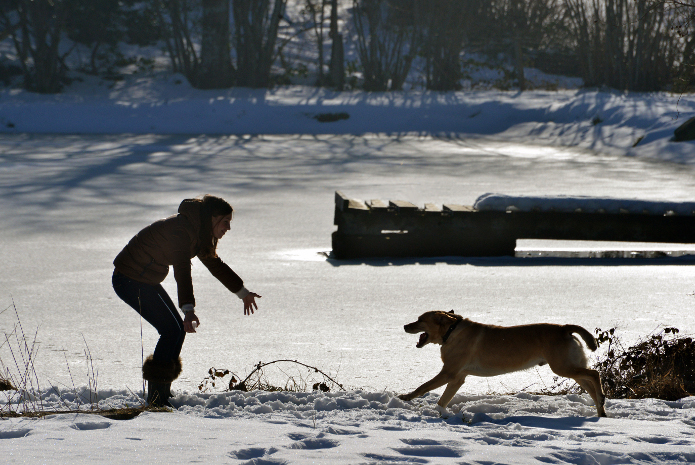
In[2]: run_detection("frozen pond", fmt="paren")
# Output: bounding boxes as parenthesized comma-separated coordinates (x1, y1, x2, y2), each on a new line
(2, 133, 695, 396)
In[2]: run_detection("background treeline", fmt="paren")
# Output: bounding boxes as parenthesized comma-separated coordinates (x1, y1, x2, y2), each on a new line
(0, 0, 693, 94)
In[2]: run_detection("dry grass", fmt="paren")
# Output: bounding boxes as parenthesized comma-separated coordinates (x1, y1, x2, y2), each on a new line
(594, 326, 695, 401)
(198, 360, 344, 394)
(1, 301, 135, 417)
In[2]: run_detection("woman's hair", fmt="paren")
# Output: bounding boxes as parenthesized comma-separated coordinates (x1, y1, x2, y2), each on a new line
(198, 194, 233, 259)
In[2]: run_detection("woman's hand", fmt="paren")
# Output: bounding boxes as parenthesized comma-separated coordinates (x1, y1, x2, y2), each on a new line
(184, 311, 200, 333)
(243, 293, 261, 315)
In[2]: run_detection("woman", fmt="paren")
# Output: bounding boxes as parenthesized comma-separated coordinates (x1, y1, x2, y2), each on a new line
(112, 195, 260, 407)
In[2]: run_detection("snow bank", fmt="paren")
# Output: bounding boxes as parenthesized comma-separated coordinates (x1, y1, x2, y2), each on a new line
(1, 73, 693, 166)
(474, 194, 695, 216)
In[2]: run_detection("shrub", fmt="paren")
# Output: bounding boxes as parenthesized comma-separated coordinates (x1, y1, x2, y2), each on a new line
(594, 327, 695, 401)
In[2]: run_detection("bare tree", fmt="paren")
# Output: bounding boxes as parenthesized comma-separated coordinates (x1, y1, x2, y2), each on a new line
(328, 0, 344, 89)
(304, 0, 343, 89)
(232, 0, 287, 88)
(197, 0, 234, 88)
(648, 0, 695, 91)
(0, 0, 69, 93)
(352, 0, 419, 91)
(65, 0, 122, 75)
(565, 0, 693, 91)
(305, 0, 328, 85)
(156, 0, 200, 82)
(417, 0, 470, 91)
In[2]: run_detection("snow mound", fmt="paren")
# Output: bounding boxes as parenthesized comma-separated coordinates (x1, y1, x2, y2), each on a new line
(474, 193, 695, 216)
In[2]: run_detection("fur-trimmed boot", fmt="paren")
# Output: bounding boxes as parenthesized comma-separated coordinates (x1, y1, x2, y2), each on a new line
(142, 355, 182, 408)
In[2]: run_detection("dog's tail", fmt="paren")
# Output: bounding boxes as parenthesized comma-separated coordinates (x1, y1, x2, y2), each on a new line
(564, 325, 598, 351)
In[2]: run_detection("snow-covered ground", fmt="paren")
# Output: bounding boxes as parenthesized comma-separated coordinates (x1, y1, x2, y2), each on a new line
(2, 70, 695, 463)
(4, 388, 695, 464)
(2, 72, 694, 165)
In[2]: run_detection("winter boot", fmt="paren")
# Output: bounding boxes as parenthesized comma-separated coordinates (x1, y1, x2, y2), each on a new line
(147, 381, 173, 408)
(142, 355, 182, 408)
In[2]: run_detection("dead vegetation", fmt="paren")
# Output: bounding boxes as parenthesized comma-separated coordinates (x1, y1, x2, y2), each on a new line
(198, 359, 344, 394)
(594, 327, 695, 401)
(540, 326, 695, 401)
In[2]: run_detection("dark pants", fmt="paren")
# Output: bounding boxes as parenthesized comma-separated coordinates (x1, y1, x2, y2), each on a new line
(112, 270, 186, 363)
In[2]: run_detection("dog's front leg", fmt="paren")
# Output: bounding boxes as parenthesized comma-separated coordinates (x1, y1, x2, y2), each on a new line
(398, 369, 451, 402)
(437, 374, 466, 409)
(428, 374, 467, 418)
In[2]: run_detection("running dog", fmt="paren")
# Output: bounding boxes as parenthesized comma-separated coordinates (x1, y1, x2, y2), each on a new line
(398, 310, 607, 417)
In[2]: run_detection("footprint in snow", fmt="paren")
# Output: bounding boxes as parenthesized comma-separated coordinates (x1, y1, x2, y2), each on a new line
(400, 438, 442, 446)
(287, 432, 312, 441)
(477, 436, 501, 446)
(286, 432, 339, 449)
(228, 446, 279, 460)
(545, 449, 624, 464)
(239, 459, 287, 465)
(287, 438, 340, 450)
(0, 429, 32, 439)
(632, 435, 672, 444)
(487, 430, 556, 443)
(362, 453, 428, 463)
(325, 426, 362, 436)
(378, 425, 408, 431)
(70, 421, 111, 431)
(392, 439, 463, 458)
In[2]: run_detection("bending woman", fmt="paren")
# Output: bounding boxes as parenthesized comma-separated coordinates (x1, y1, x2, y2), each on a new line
(112, 195, 260, 407)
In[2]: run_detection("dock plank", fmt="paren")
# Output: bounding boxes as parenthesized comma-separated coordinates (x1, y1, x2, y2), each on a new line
(390, 200, 418, 211)
(335, 191, 368, 211)
(369, 199, 389, 210)
(443, 204, 475, 212)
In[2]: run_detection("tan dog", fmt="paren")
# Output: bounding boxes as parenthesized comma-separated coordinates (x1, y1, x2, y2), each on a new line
(398, 310, 607, 417)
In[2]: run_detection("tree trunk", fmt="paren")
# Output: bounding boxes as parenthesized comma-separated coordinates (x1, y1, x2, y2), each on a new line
(328, 0, 344, 89)
(197, 0, 234, 88)
(9, 0, 66, 93)
(514, 34, 526, 91)
(233, 0, 286, 88)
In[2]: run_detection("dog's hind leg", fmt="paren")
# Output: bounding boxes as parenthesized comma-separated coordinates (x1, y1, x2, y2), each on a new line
(576, 368, 606, 417)
(574, 378, 605, 416)
(398, 369, 452, 402)
(552, 366, 607, 417)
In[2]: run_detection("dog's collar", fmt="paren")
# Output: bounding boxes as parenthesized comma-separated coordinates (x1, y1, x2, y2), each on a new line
(442, 318, 461, 344)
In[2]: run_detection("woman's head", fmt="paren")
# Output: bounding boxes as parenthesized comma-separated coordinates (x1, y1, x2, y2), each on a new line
(198, 195, 233, 258)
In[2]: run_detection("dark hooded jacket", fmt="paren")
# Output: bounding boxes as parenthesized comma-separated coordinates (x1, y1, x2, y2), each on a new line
(113, 199, 243, 308)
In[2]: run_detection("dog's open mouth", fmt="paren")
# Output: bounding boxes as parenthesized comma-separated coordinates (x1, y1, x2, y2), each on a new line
(416, 332, 429, 348)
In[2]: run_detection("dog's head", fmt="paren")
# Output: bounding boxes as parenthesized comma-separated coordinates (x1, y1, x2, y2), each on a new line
(404, 310, 461, 348)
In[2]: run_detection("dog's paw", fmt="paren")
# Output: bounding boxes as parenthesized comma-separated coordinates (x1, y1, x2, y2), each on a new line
(397, 394, 413, 402)
(435, 405, 451, 418)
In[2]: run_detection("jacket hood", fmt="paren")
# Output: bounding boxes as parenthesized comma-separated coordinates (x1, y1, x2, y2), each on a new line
(178, 198, 205, 235)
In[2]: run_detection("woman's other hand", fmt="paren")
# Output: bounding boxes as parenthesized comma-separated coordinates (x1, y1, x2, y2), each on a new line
(243, 293, 261, 315)
(184, 311, 200, 333)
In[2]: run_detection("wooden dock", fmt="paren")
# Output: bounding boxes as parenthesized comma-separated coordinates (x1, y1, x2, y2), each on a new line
(331, 191, 695, 259)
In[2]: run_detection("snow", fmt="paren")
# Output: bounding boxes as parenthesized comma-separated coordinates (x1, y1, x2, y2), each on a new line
(1, 72, 694, 165)
(474, 194, 695, 216)
(2, 60, 695, 464)
(4, 389, 695, 464)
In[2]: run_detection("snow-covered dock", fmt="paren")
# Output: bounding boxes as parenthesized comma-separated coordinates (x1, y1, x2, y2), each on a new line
(332, 192, 695, 258)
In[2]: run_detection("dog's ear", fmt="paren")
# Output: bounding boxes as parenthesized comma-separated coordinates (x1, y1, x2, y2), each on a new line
(448, 310, 454, 314)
